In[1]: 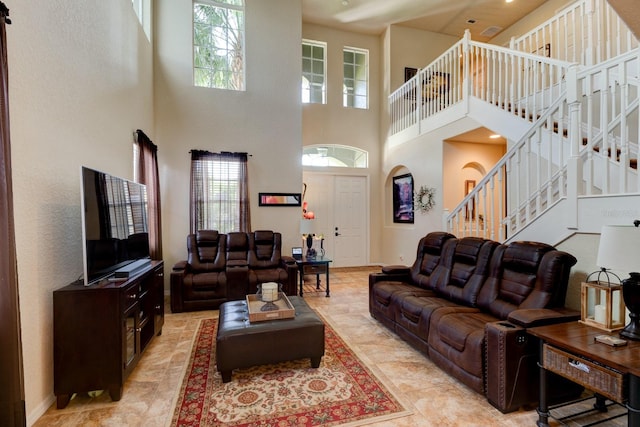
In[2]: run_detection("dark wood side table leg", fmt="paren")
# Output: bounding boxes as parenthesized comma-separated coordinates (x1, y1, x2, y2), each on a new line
(628, 374, 640, 427)
(325, 267, 330, 297)
(536, 340, 549, 427)
(299, 267, 304, 297)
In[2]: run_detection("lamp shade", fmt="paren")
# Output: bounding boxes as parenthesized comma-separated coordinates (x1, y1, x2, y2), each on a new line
(597, 225, 640, 276)
(299, 218, 315, 235)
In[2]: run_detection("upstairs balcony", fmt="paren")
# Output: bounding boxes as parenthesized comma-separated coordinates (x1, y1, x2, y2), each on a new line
(386, 0, 639, 244)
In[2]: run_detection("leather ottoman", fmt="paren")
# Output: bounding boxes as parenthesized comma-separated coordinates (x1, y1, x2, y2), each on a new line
(216, 296, 325, 382)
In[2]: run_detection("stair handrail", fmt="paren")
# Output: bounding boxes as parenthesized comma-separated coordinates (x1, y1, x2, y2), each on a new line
(445, 89, 570, 241)
(510, 0, 638, 65)
(389, 31, 575, 137)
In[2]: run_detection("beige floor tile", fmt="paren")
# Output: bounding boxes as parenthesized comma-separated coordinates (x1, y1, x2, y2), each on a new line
(34, 267, 584, 426)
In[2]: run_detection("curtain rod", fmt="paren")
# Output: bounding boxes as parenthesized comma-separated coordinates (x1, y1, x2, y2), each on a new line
(189, 150, 251, 156)
(0, 2, 10, 25)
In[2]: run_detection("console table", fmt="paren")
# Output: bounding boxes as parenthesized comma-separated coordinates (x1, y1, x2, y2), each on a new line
(296, 255, 331, 297)
(529, 322, 640, 427)
(53, 260, 164, 409)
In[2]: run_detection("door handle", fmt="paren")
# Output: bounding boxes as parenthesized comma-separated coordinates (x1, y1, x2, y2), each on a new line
(335, 232, 341, 236)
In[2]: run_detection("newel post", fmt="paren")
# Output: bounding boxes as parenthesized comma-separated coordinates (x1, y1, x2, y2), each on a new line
(462, 29, 471, 111)
(565, 65, 582, 231)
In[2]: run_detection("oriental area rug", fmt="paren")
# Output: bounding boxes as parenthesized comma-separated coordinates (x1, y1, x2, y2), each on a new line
(169, 318, 411, 427)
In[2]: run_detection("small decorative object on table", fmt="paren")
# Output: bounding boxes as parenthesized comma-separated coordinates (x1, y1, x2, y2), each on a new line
(579, 281, 626, 331)
(258, 282, 280, 312)
(246, 286, 295, 322)
(595, 222, 640, 340)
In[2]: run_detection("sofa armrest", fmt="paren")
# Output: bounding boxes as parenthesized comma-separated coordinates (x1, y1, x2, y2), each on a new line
(507, 308, 580, 328)
(170, 264, 188, 313)
(172, 260, 188, 272)
(381, 265, 411, 275)
(369, 270, 412, 289)
(280, 255, 297, 266)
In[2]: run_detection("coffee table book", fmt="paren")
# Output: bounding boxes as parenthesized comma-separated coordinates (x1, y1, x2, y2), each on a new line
(246, 293, 295, 322)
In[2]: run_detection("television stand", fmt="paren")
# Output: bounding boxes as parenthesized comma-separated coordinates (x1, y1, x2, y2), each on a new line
(53, 260, 164, 409)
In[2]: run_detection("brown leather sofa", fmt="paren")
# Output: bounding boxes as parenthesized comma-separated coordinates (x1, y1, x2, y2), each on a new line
(369, 232, 581, 413)
(171, 230, 298, 312)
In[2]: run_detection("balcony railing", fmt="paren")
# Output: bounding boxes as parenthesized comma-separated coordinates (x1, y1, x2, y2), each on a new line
(387, 0, 639, 242)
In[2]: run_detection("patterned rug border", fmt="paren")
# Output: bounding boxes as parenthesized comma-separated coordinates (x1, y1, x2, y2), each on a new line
(312, 310, 414, 426)
(167, 311, 412, 427)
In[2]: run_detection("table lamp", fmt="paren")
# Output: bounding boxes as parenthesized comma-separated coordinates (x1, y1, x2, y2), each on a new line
(299, 218, 316, 258)
(597, 221, 640, 340)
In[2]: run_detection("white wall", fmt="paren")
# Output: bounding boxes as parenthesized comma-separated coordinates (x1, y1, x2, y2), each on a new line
(376, 25, 460, 265)
(301, 23, 381, 264)
(8, 0, 154, 423)
(154, 0, 303, 277)
(388, 25, 459, 93)
(442, 141, 506, 212)
(490, 0, 575, 47)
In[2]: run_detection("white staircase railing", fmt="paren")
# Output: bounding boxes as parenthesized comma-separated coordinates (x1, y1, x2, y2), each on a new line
(386, 0, 640, 242)
(447, 49, 640, 241)
(576, 48, 640, 195)
(510, 0, 638, 66)
(446, 91, 572, 241)
(389, 31, 573, 137)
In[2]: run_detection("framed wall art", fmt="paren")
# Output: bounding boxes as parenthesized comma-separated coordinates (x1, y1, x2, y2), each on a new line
(258, 193, 301, 207)
(422, 71, 450, 101)
(392, 173, 414, 223)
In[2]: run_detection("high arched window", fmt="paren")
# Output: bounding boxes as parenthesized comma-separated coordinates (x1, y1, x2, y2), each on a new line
(302, 145, 368, 168)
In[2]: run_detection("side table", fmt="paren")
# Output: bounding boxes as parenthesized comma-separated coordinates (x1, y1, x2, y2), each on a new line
(529, 322, 640, 427)
(296, 255, 331, 297)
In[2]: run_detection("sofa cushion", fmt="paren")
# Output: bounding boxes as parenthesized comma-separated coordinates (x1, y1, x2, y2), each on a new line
(188, 230, 226, 273)
(396, 294, 459, 341)
(432, 237, 497, 306)
(249, 230, 282, 269)
(408, 232, 456, 289)
(226, 232, 249, 262)
(428, 308, 498, 393)
(477, 241, 577, 319)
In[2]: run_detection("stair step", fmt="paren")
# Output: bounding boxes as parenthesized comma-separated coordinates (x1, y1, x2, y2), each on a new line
(494, 103, 638, 170)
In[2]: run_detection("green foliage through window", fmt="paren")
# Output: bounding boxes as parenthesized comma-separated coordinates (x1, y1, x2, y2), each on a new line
(193, 0, 245, 90)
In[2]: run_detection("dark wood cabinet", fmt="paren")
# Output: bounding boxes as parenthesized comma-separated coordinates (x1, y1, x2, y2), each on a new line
(53, 261, 164, 409)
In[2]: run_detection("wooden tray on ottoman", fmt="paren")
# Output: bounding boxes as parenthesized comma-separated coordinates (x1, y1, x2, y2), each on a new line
(246, 293, 295, 322)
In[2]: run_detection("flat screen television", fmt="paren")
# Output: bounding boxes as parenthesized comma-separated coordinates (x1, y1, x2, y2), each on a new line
(81, 166, 151, 286)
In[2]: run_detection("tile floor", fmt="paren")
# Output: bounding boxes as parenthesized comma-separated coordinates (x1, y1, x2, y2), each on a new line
(33, 268, 624, 426)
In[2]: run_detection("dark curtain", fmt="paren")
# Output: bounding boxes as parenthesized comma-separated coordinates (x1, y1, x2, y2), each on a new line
(190, 150, 250, 233)
(0, 3, 26, 425)
(135, 130, 163, 260)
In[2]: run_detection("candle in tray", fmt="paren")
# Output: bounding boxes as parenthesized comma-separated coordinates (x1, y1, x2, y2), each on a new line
(594, 304, 606, 324)
(261, 282, 278, 302)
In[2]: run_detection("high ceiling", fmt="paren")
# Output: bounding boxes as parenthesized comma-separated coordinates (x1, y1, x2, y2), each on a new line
(302, 0, 549, 41)
(302, 0, 548, 143)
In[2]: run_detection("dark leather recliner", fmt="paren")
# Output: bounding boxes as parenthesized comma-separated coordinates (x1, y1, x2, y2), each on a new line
(248, 230, 298, 296)
(170, 230, 228, 312)
(369, 233, 580, 413)
(171, 230, 298, 312)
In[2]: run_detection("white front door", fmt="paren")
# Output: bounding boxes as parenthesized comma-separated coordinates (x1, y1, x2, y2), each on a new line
(302, 173, 368, 267)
